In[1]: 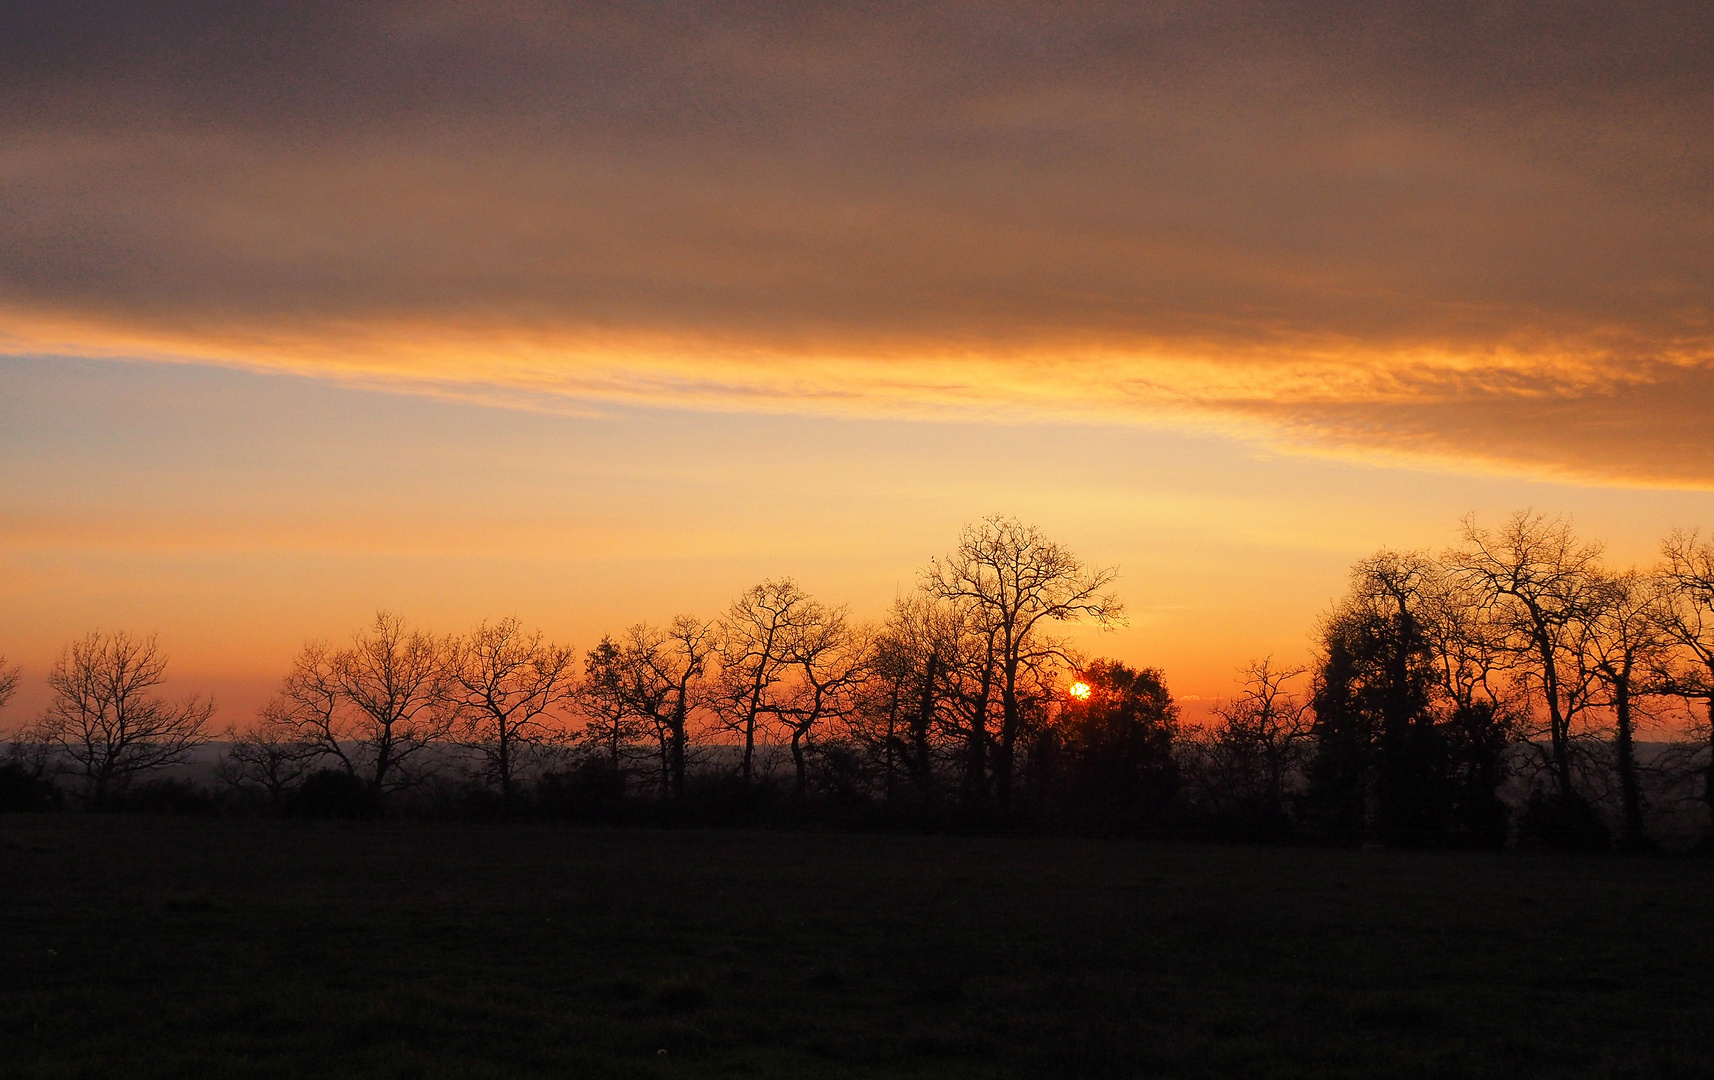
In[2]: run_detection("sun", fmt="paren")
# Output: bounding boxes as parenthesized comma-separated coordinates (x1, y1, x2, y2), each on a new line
(1068, 681, 1091, 701)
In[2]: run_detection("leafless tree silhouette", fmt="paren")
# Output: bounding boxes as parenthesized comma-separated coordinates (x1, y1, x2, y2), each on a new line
(19, 511, 1714, 845)
(621, 617, 718, 799)
(1418, 560, 1524, 844)
(29, 631, 213, 806)
(219, 722, 313, 805)
(0, 656, 18, 718)
(1202, 658, 1311, 826)
(716, 579, 822, 784)
(849, 596, 952, 799)
(1587, 569, 1672, 847)
(1658, 529, 1714, 823)
(924, 515, 1123, 811)
(1450, 511, 1605, 807)
(1418, 559, 1520, 736)
(774, 605, 870, 797)
(264, 612, 452, 798)
(447, 618, 576, 813)
(576, 617, 716, 799)
(578, 634, 656, 775)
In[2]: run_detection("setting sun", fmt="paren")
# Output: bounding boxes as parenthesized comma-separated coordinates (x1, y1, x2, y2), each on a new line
(1068, 682, 1092, 701)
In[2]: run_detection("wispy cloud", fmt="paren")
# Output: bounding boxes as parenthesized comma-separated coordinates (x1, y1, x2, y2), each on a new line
(4, 2, 1711, 483)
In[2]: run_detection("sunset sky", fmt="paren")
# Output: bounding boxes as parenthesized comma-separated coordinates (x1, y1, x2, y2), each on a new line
(4, 2, 1713, 724)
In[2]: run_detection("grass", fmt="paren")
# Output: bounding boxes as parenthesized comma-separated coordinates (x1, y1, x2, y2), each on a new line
(2, 817, 1711, 1078)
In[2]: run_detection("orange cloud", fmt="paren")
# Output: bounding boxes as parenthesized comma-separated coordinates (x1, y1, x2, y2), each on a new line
(3, 2, 1711, 483)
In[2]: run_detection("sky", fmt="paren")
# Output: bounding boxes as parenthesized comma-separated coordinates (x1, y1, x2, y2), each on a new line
(3, 2, 1714, 726)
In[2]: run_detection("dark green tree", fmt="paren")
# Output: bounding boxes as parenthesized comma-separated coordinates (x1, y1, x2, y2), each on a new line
(1049, 660, 1178, 834)
(1308, 554, 1450, 847)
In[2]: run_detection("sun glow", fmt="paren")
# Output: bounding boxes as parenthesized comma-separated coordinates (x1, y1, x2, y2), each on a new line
(1068, 681, 1092, 701)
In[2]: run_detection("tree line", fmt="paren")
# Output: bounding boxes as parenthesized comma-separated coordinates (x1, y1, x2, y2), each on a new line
(1193, 511, 1714, 850)
(3, 512, 1713, 850)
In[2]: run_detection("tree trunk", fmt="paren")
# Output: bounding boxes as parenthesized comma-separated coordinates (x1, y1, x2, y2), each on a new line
(791, 729, 807, 798)
(883, 680, 899, 800)
(741, 706, 757, 784)
(1266, 743, 1285, 822)
(669, 693, 688, 800)
(1537, 633, 1575, 802)
(498, 728, 514, 818)
(657, 730, 671, 799)
(912, 653, 938, 789)
(1704, 697, 1714, 825)
(1378, 611, 1415, 843)
(1612, 668, 1643, 847)
(965, 669, 991, 806)
(996, 677, 1020, 814)
(741, 624, 778, 786)
(372, 728, 393, 798)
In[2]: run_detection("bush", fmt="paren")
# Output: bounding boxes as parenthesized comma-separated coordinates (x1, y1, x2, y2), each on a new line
(1516, 789, 1610, 852)
(0, 760, 60, 812)
(675, 772, 789, 828)
(536, 758, 629, 823)
(114, 778, 217, 816)
(457, 784, 511, 821)
(293, 768, 377, 819)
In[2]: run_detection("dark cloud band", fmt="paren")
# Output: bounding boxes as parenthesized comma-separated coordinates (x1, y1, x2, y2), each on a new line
(3, 1, 1711, 482)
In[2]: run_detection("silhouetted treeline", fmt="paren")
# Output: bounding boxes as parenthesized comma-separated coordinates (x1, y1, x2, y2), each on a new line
(1180, 512, 1714, 851)
(5, 512, 1714, 850)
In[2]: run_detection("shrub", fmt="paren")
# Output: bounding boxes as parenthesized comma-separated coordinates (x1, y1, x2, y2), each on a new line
(294, 768, 377, 819)
(114, 778, 217, 815)
(536, 758, 628, 823)
(1516, 789, 1611, 852)
(0, 760, 60, 812)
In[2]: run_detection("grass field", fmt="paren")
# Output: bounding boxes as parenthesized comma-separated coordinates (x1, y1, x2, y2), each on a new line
(2, 818, 1710, 1079)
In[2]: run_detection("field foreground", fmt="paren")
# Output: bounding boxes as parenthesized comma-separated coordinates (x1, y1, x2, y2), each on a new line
(2, 819, 1710, 1079)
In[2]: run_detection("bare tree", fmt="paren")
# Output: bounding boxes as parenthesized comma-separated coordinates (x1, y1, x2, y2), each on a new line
(265, 612, 452, 799)
(774, 606, 870, 797)
(638, 616, 717, 799)
(919, 588, 1001, 805)
(261, 640, 347, 769)
(1587, 569, 1671, 847)
(1658, 529, 1714, 824)
(924, 516, 1123, 812)
(845, 593, 1003, 804)
(1204, 658, 1312, 826)
(0, 656, 22, 784)
(0, 656, 18, 718)
(1418, 562, 1523, 845)
(1418, 561, 1519, 730)
(1449, 511, 1605, 807)
(578, 634, 657, 775)
(1354, 552, 1443, 835)
(716, 579, 822, 784)
(447, 618, 577, 814)
(850, 596, 944, 798)
(571, 618, 714, 802)
(219, 722, 313, 805)
(29, 631, 213, 806)
(604, 626, 687, 800)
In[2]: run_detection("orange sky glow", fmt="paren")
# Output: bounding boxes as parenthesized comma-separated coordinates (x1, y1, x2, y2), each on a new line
(3, 2, 1713, 730)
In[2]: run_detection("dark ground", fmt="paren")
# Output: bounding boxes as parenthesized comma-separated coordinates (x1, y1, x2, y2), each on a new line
(2, 818, 1710, 1079)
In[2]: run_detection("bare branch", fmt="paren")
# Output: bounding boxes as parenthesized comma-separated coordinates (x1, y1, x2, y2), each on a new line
(28, 631, 213, 806)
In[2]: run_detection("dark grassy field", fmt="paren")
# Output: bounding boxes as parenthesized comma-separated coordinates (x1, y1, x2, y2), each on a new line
(2, 818, 1710, 1079)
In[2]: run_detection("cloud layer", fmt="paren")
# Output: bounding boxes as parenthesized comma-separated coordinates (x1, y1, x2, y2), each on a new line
(4, 1, 1712, 482)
